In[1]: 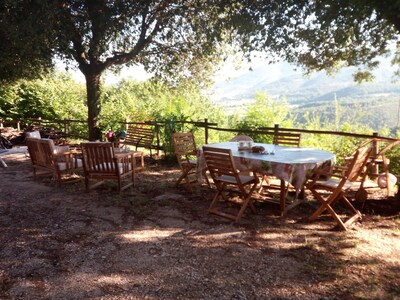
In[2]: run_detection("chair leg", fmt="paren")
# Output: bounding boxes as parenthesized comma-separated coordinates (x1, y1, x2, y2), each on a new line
(235, 186, 258, 223)
(309, 190, 362, 231)
(208, 182, 258, 223)
(176, 167, 197, 192)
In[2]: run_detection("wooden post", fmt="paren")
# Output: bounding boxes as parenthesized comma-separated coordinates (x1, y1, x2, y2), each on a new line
(205, 118, 209, 144)
(16, 120, 20, 132)
(155, 123, 161, 156)
(371, 132, 379, 177)
(0, 119, 3, 128)
(63, 120, 68, 135)
(273, 124, 280, 143)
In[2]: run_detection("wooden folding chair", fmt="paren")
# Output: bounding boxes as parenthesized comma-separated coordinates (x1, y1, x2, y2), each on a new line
(306, 145, 373, 231)
(81, 142, 135, 192)
(203, 146, 259, 223)
(172, 132, 209, 192)
(273, 132, 301, 147)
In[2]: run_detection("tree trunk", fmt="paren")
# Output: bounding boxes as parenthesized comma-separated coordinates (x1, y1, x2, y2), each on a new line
(85, 71, 102, 141)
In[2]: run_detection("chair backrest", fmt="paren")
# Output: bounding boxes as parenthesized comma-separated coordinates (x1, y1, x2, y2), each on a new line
(273, 132, 301, 147)
(172, 132, 197, 156)
(81, 142, 118, 175)
(125, 125, 155, 149)
(25, 131, 41, 139)
(202, 146, 239, 181)
(353, 138, 399, 158)
(26, 138, 56, 168)
(346, 145, 373, 182)
(230, 135, 253, 142)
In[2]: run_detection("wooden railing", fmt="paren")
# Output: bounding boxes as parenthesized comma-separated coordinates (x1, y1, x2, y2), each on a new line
(2, 117, 398, 163)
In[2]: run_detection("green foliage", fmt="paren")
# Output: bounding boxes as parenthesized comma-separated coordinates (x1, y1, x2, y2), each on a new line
(0, 71, 87, 135)
(234, 92, 294, 142)
(235, 0, 399, 81)
(3, 0, 400, 140)
(0, 0, 54, 82)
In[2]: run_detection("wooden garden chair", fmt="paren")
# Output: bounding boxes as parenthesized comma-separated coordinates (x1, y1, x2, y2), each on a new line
(273, 132, 301, 147)
(172, 132, 210, 192)
(203, 146, 259, 223)
(80, 142, 135, 192)
(26, 137, 82, 185)
(306, 145, 373, 231)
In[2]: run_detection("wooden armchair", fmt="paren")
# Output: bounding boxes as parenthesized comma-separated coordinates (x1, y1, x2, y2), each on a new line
(172, 132, 209, 192)
(203, 146, 259, 223)
(306, 145, 372, 231)
(26, 138, 82, 185)
(80, 142, 135, 192)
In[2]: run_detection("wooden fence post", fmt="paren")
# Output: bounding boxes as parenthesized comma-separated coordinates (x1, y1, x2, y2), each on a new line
(63, 119, 68, 135)
(274, 124, 280, 140)
(371, 132, 379, 177)
(205, 118, 209, 144)
(155, 123, 161, 156)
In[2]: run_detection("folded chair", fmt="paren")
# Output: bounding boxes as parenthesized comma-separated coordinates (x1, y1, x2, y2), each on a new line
(306, 145, 373, 231)
(346, 138, 400, 198)
(26, 138, 82, 185)
(81, 142, 135, 192)
(172, 132, 209, 192)
(203, 146, 259, 223)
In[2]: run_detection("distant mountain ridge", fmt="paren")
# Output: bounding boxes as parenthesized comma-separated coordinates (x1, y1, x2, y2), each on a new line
(211, 59, 400, 107)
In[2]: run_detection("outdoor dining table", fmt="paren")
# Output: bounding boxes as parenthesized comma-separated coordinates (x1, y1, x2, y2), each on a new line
(199, 142, 335, 215)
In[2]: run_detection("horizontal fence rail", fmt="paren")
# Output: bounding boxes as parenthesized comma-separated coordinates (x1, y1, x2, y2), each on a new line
(1, 117, 397, 142)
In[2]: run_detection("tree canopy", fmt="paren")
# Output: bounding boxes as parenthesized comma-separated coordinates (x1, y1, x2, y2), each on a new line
(235, 0, 400, 81)
(1, 0, 400, 139)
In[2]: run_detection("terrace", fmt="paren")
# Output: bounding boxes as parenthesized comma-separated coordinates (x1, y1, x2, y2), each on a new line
(0, 123, 399, 299)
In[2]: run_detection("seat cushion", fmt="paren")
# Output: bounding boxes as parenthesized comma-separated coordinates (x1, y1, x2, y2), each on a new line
(314, 178, 354, 190)
(216, 174, 256, 185)
(91, 162, 132, 174)
(57, 158, 83, 171)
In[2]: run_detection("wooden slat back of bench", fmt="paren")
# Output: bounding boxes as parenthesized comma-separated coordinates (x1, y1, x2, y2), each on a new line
(125, 126, 155, 149)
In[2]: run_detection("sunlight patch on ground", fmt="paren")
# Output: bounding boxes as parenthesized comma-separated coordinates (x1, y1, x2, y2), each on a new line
(121, 228, 181, 242)
(345, 228, 400, 264)
(95, 274, 132, 285)
(193, 231, 244, 241)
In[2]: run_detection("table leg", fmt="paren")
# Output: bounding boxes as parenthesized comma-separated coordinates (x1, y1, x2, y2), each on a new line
(0, 157, 7, 168)
(280, 179, 285, 216)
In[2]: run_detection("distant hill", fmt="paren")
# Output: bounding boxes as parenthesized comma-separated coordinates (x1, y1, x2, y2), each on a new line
(211, 60, 400, 105)
(210, 59, 400, 131)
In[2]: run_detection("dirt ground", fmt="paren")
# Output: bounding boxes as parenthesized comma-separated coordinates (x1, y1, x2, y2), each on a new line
(0, 152, 399, 300)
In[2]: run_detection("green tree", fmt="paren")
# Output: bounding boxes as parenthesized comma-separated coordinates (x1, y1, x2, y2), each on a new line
(0, 1, 53, 82)
(236, 0, 400, 82)
(0, 71, 87, 133)
(234, 92, 294, 143)
(1, 0, 240, 140)
(3, 0, 400, 141)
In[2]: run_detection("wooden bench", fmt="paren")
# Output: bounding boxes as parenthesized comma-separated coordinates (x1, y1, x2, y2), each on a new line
(122, 125, 161, 157)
